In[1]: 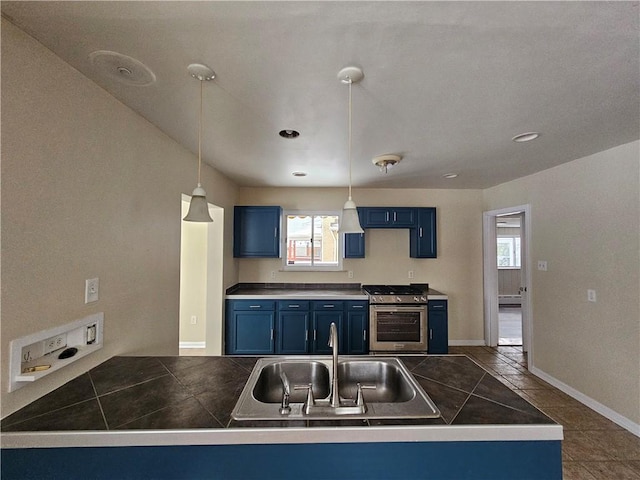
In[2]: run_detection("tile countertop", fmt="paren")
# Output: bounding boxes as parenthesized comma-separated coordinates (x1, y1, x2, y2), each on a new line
(224, 283, 448, 300)
(1, 354, 561, 449)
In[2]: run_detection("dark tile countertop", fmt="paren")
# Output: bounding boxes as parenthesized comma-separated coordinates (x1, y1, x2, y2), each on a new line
(224, 283, 448, 300)
(2, 355, 555, 432)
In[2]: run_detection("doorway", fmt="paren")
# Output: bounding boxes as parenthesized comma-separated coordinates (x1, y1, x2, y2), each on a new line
(483, 205, 532, 354)
(179, 195, 224, 356)
(497, 213, 523, 345)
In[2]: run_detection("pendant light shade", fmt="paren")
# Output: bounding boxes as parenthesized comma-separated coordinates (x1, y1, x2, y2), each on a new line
(184, 63, 214, 223)
(337, 66, 364, 234)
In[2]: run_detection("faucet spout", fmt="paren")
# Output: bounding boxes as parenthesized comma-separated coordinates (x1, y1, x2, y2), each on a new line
(328, 322, 340, 407)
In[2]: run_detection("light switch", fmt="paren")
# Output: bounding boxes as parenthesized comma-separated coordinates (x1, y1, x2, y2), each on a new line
(587, 289, 597, 302)
(537, 261, 547, 271)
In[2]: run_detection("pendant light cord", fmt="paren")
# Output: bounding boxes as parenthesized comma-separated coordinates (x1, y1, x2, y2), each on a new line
(348, 78, 353, 200)
(197, 79, 203, 187)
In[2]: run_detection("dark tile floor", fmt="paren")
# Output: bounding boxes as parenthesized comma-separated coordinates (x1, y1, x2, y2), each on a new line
(450, 345, 640, 480)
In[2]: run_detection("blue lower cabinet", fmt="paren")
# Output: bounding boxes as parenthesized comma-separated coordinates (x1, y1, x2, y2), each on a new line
(226, 300, 276, 354)
(276, 301, 310, 354)
(311, 301, 344, 354)
(428, 300, 448, 354)
(226, 299, 369, 355)
(346, 301, 369, 354)
(227, 311, 274, 354)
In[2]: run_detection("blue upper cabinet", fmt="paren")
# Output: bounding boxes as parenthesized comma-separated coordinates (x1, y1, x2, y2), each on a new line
(360, 207, 416, 228)
(410, 207, 437, 258)
(233, 206, 282, 258)
(344, 232, 365, 258)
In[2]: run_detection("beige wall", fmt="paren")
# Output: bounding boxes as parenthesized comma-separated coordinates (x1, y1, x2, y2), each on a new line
(483, 140, 640, 425)
(238, 187, 485, 343)
(1, 20, 239, 416)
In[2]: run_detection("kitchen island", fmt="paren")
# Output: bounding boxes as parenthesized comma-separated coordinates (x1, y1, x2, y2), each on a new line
(1, 354, 562, 479)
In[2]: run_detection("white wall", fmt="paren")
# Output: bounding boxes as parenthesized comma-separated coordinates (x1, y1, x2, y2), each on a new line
(0, 19, 239, 416)
(483, 140, 640, 426)
(238, 187, 485, 343)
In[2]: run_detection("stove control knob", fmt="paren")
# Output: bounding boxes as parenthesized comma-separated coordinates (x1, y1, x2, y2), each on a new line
(413, 296, 419, 302)
(421, 296, 427, 302)
(396, 296, 402, 303)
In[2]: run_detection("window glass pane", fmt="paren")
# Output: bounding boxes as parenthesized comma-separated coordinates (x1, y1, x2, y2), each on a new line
(497, 236, 521, 268)
(285, 214, 340, 268)
(286, 215, 312, 265)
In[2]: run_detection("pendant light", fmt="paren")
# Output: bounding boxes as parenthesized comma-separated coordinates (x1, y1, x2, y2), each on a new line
(183, 63, 215, 222)
(337, 66, 364, 234)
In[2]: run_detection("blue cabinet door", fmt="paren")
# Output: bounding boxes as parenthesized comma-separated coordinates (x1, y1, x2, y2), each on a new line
(360, 207, 416, 228)
(344, 232, 365, 258)
(311, 301, 344, 354)
(346, 301, 369, 354)
(277, 301, 310, 354)
(410, 208, 437, 258)
(227, 311, 275, 354)
(428, 300, 448, 354)
(233, 206, 281, 258)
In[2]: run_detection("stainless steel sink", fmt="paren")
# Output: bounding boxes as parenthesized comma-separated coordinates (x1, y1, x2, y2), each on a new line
(252, 360, 330, 403)
(231, 356, 441, 420)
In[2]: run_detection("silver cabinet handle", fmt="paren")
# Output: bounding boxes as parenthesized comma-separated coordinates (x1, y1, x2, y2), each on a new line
(386, 212, 390, 222)
(249, 305, 261, 309)
(274, 228, 277, 237)
(363, 330, 367, 341)
(429, 329, 433, 340)
(314, 330, 317, 341)
(305, 330, 308, 341)
(431, 305, 444, 309)
(323, 305, 335, 308)
(352, 305, 364, 309)
(271, 328, 274, 340)
(393, 211, 397, 222)
(288, 305, 300, 308)
(419, 227, 423, 237)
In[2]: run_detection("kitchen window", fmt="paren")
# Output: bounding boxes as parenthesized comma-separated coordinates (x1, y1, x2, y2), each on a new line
(283, 211, 342, 271)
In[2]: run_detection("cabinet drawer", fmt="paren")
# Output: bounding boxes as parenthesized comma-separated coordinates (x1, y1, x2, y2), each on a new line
(231, 300, 276, 311)
(428, 300, 447, 311)
(312, 301, 345, 311)
(346, 301, 368, 311)
(277, 301, 310, 311)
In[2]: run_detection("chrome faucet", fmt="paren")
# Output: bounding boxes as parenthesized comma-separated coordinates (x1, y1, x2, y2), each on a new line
(328, 322, 341, 407)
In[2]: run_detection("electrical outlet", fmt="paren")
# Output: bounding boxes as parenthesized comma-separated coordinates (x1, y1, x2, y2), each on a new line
(587, 289, 597, 302)
(85, 277, 99, 303)
(537, 261, 547, 271)
(190, 315, 197, 325)
(408, 270, 414, 279)
(270, 271, 276, 279)
(44, 333, 67, 354)
(348, 270, 354, 279)
(86, 324, 97, 344)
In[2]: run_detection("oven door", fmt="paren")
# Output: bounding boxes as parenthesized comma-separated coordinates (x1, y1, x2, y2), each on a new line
(369, 305, 427, 352)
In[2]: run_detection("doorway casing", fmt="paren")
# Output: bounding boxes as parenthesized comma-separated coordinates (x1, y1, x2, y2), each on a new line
(483, 205, 532, 361)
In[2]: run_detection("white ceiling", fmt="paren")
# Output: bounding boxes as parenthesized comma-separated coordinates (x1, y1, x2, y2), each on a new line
(2, 1, 639, 189)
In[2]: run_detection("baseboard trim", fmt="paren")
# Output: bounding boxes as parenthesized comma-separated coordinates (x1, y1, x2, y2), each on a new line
(449, 340, 486, 346)
(179, 342, 205, 349)
(530, 365, 640, 437)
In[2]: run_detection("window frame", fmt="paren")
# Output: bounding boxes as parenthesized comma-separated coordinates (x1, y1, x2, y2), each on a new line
(282, 210, 344, 272)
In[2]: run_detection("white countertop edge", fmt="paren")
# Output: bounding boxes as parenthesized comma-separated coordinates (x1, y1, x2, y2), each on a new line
(1, 424, 562, 449)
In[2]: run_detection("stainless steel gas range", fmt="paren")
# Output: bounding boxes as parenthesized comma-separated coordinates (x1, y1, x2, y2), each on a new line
(362, 284, 428, 353)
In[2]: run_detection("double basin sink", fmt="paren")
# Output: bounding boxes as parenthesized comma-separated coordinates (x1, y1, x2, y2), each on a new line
(232, 356, 441, 420)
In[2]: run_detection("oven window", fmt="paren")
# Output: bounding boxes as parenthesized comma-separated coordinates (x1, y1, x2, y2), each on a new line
(376, 311, 421, 342)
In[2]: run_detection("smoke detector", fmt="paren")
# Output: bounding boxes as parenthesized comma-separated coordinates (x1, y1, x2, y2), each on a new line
(372, 154, 402, 173)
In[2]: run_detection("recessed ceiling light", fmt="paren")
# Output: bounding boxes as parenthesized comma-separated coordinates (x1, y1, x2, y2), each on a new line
(443, 173, 458, 179)
(292, 171, 307, 177)
(512, 132, 540, 143)
(279, 129, 300, 139)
